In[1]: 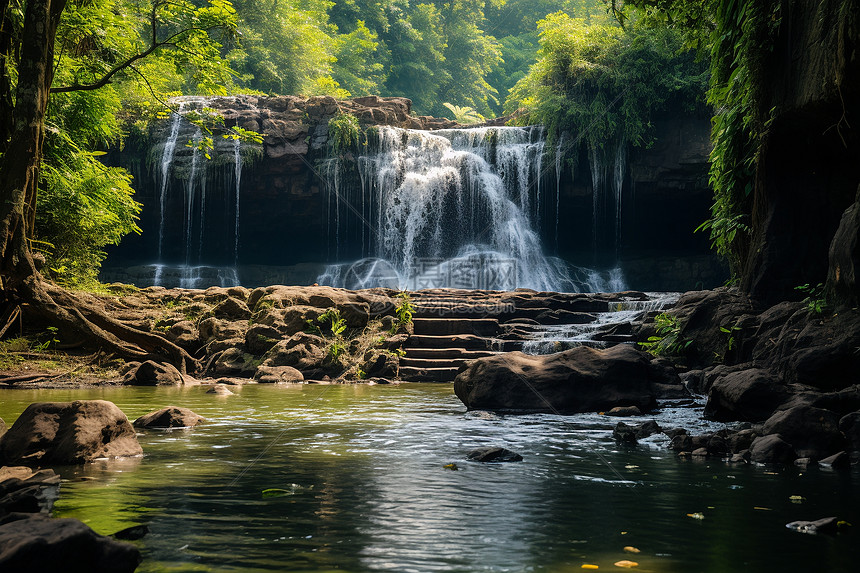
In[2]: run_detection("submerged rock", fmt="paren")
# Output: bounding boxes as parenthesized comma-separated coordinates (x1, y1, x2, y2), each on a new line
(133, 407, 205, 429)
(0, 513, 141, 572)
(454, 345, 681, 414)
(206, 384, 234, 395)
(466, 447, 523, 463)
(749, 435, 797, 465)
(761, 406, 845, 459)
(606, 406, 642, 417)
(786, 517, 841, 535)
(0, 467, 60, 516)
(0, 401, 142, 465)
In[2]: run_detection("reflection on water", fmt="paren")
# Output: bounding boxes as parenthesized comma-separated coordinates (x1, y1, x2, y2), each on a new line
(1, 385, 858, 572)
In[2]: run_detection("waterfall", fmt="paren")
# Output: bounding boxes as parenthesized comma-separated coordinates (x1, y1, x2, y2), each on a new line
(612, 137, 626, 258)
(588, 137, 626, 260)
(157, 106, 183, 258)
(233, 140, 243, 266)
(589, 142, 604, 253)
(144, 97, 249, 288)
(318, 125, 602, 292)
(185, 130, 202, 266)
(554, 132, 568, 251)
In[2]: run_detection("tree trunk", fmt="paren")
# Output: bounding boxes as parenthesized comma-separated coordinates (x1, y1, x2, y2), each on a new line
(0, 0, 196, 374)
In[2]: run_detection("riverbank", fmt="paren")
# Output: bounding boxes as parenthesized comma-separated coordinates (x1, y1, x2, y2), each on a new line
(3, 283, 860, 468)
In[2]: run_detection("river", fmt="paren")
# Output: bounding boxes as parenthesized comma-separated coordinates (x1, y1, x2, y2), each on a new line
(1, 384, 857, 572)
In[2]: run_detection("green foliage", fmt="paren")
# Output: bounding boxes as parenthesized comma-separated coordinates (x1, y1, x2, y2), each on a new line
(506, 12, 708, 153)
(328, 113, 361, 152)
(392, 291, 414, 333)
(442, 103, 485, 125)
(639, 313, 692, 357)
(38, 86, 142, 288)
(317, 308, 347, 337)
(623, 0, 783, 276)
(795, 283, 830, 315)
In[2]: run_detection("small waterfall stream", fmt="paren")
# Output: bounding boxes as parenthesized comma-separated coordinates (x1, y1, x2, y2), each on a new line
(318, 126, 624, 292)
(145, 98, 249, 288)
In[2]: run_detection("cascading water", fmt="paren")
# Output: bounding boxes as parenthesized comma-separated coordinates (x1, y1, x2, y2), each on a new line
(233, 140, 242, 266)
(588, 136, 627, 261)
(521, 292, 680, 354)
(145, 97, 252, 288)
(157, 105, 184, 259)
(554, 132, 568, 251)
(317, 126, 615, 292)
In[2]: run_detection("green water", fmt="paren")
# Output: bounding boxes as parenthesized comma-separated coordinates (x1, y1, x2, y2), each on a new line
(1, 384, 858, 572)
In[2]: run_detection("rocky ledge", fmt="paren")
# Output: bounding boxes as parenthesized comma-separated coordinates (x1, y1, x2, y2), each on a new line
(189, 94, 460, 161)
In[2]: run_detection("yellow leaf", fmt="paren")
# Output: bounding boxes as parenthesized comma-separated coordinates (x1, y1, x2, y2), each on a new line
(614, 560, 639, 568)
(623, 546, 640, 554)
(687, 512, 705, 520)
(581, 565, 599, 570)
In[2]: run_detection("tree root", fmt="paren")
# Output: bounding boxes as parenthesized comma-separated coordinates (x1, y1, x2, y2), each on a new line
(17, 275, 197, 374)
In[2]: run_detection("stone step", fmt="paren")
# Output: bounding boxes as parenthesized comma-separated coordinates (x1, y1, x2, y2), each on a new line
(406, 334, 498, 350)
(399, 366, 462, 383)
(400, 357, 474, 369)
(403, 348, 500, 360)
(412, 318, 500, 336)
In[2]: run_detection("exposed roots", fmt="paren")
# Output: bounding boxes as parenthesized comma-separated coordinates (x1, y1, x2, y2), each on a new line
(15, 275, 197, 374)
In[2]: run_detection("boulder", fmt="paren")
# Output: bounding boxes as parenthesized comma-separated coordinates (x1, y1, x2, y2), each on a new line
(133, 407, 205, 429)
(466, 447, 522, 462)
(606, 406, 642, 417)
(613, 420, 662, 444)
(213, 348, 255, 376)
(212, 297, 251, 320)
(0, 467, 60, 516)
(703, 369, 791, 422)
(761, 406, 845, 459)
(0, 401, 142, 465)
(123, 360, 184, 386)
(749, 435, 797, 465)
(727, 429, 758, 453)
(454, 345, 678, 413)
(253, 365, 304, 384)
(613, 423, 638, 444)
(245, 324, 282, 355)
(0, 513, 141, 572)
(261, 332, 328, 371)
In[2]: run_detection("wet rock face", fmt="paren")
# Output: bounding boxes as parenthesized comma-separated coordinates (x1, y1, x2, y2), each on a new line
(454, 344, 684, 414)
(0, 401, 142, 466)
(0, 513, 141, 573)
(0, 467, 61, 516)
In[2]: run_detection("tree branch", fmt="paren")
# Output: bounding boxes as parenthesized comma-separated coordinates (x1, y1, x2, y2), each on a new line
(50, 24, 220, 94)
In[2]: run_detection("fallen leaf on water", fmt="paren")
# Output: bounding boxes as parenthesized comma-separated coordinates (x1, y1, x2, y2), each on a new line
(789, 495, 806, 503)
(754, 507, 772, 511)
(620, 531, 628, 535)
(581, 565, 599, 570)
(443, 463, 459, 471)
(624, 465, 639, 469)
(687, 512, 705, 520)
(614, 560, 638, 568)
(623, 546, 640, 554)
